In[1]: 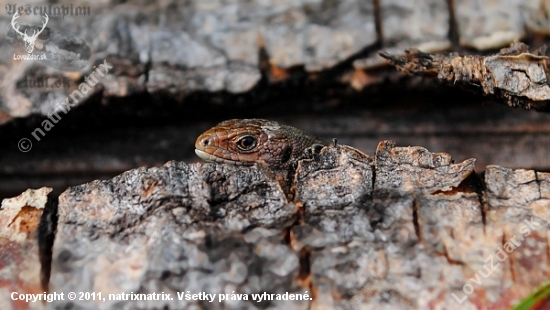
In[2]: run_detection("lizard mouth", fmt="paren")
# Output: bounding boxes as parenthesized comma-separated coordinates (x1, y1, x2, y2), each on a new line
(194, 149, 252, 166)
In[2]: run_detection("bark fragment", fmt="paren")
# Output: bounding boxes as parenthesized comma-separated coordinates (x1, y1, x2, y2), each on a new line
(454, 0, 537, 50)
(380, 42, 550, 110)
(8, 141, 545, 309)
(483, 166, 550, 304)
(49, 162, 303, 309)
(0, 187, 52, 310)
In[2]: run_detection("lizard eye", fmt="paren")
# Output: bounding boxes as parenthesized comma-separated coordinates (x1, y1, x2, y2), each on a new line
(236, 135, 257, 151)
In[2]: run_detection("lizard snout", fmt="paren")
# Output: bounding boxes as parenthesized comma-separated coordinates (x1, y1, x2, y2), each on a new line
(195, 132, 215, 150)
(198, 136, 210, 148)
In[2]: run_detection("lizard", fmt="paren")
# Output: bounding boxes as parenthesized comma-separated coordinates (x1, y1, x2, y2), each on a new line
(195, 119, 326, 171)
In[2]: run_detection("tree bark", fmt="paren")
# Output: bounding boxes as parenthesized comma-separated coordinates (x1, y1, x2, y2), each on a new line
(2, 141, 547, 309)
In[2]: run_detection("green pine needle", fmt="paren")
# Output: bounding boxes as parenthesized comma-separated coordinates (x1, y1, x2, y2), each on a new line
(512, 282, 550, 310)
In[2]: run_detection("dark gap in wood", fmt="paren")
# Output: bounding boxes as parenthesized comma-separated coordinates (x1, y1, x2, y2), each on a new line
(373, 0, 383, 47)
(446, 0, 460, 49)
(412, 194, 421, 242)
(297, 247, 311, 281)
(38, 193, 58, 293)
(258, 46, 271, 84)
(431, 171, 479, 196)
(535, 171, 543, 199)
(142, 44, 152, 84)
(282, 226, 292, 245)
(477, 171, 488, 234)
(297, 246, 314, 304)
(475, 172, 487, 234)
(439, 247, 465, 266)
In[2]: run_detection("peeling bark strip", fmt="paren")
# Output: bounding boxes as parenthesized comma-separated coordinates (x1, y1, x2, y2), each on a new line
(380, 42, 550, 111)
(31, 141, 548, 309)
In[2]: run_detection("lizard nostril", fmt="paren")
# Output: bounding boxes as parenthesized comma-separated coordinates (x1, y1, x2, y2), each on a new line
(201, 138, 210, 147)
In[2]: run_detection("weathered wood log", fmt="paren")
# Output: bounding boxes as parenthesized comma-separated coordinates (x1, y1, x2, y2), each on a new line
(381, 42, 550, 111)
(3, 1, 550, 204)
(1, 141, 547, 309)
(1, 0, 550, 123)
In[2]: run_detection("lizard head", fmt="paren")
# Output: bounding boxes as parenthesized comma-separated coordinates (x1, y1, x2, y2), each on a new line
(195, 119, 299, 170)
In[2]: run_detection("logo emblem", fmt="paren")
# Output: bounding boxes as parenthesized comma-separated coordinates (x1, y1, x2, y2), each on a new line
(11, 12, 49, 53)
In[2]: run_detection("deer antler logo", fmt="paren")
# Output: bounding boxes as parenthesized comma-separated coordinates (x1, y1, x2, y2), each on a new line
(11, 12, 49, 54)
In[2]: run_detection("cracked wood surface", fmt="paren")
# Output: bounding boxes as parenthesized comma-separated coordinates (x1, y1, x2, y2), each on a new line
(1, 141, 548, 309)
(2, 0, 550, 122)
(3, 1, 550, 202)
(381, 42, 550, 111)
(0, 188, 53, 310)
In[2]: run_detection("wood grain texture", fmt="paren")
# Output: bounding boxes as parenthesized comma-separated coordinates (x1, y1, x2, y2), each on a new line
(39, 142, 549, 309)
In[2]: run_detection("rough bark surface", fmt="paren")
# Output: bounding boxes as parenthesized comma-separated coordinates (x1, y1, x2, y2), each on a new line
(381, 42, 550, 110)
(454, 0, 540, 50)
(50, 162, 301, 309)
(0, 0, 377, 123)
(8, 141, 538, 309)
(2, 0, 550, 123)
(0, 187, 52, 310)
(2, 1, 549, 308)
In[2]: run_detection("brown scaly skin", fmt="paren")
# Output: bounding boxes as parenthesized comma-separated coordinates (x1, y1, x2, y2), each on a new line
(195, 119, 326, 171)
